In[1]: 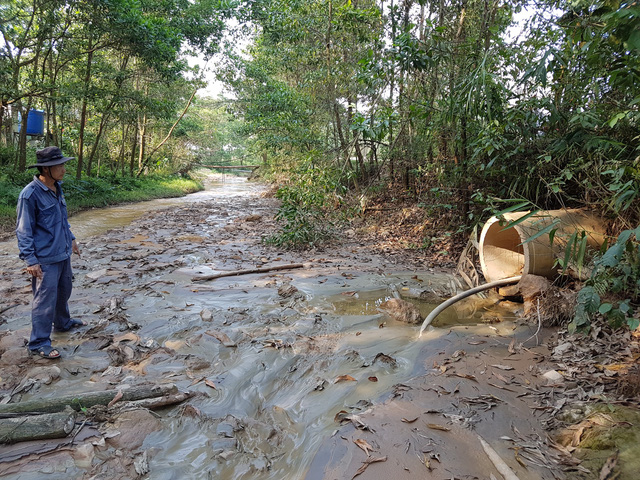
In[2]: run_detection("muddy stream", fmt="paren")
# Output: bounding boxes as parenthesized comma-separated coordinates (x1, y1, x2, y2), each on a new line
(0, 176, 555, 480)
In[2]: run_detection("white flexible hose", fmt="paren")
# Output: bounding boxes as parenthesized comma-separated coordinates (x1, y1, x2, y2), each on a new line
(418, 276, 522, 337)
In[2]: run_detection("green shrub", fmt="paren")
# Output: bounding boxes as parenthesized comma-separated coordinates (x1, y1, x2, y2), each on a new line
(263, 158, 343, 248)
(572, 227, 640, 332)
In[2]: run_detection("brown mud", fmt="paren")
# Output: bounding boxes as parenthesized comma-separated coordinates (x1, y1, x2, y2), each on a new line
(0, 176, 638, 479)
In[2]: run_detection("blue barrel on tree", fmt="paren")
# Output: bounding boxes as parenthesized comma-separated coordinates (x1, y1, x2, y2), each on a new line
(18, 109, 45, 136)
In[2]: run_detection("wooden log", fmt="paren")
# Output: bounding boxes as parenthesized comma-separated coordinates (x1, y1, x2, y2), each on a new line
(112, 392, 194, 412)
(0, 407, 76, 444)
(0, 384, 177, 415)
(192, 263, 305, 282)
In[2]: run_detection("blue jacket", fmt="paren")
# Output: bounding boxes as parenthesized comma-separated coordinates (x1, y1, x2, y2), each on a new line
(16, 176, 75, 266)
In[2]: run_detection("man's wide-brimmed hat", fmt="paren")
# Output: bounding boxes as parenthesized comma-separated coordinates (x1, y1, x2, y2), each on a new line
(28, 146, 74, 168)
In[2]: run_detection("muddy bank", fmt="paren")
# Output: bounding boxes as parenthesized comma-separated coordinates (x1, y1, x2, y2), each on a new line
(0, 177, 636, 479)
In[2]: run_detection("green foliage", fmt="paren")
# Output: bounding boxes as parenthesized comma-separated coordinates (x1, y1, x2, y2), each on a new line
(571, 226, 640, 333)
(263, 159, 344, 248)
(1, 0, 232, 176)
(264, 184, 327, 248)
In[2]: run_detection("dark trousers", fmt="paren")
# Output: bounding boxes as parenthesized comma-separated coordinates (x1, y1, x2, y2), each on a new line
(29, 258, 73, 350)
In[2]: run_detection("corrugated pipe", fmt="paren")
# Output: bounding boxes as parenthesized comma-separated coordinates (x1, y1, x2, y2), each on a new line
(418, 276, 522, 337)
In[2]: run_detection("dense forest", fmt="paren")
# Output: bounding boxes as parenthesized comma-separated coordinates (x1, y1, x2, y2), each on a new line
(2, 1, 639, 326)
(223, 0, 639, 234)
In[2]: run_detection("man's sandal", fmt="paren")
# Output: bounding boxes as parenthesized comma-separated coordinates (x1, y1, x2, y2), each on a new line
(56, 319, 88, 332)
(31, 345, 61, 359)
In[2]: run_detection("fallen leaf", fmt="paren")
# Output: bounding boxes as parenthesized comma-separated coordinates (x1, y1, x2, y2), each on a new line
(334, 411, 374, 431)
(342, 291, 357, 296)
(262, 338, 291, 349)
(599, 450, 618, 480)
(354, 438, 374, 456)
(491, 364, 515, 371)
(314, 380, 327, 391)
(335, 375, 357, 383)
(426, 423, 450, 432)
(368, 376, 378, 382)
(373, 353, 396, 366)
(107, 389, 123, 408)
(181, 405, 202, 418)
(450, 372, 477, 382)
(205, 329, 237, 347)
(85, 268, 108, 281)
(189, 376, 205, 386)
(113, 332, 140, 345)
(468, 340, 487, 345)
(492, 371, 510, 383)
(487, 382, 516, 392)
(352, 456, 387, 479)
(205, 379, 217, 389)
(401, 417, 418, 423)
(572, 425, 586, 447)
(514, 447, 527, 468)
(334, 410, 349, 422)
(598, 363, 629, 373)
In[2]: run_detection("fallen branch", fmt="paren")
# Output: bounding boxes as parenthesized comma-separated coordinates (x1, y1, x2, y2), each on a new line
(0, 304, 20, 316)
(111, 392, 193, 412)
(478, 434, 521, 480)
(0, 407, 76, 444)
(192, 263, 305, 282)
(0, 384, 177, 415)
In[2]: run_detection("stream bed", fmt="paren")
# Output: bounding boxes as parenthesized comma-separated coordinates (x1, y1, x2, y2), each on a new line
(0, 176, 531, 479)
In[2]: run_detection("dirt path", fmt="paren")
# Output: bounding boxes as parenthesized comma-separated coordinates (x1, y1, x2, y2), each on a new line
(0, 178, 629, 479)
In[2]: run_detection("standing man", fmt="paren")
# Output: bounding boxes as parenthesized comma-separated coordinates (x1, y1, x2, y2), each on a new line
(16, 146, 85, 359)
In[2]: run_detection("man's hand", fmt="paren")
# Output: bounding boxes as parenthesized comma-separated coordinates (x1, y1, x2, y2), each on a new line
(27, 264, 42, 278)
(72, 239, 81, 257)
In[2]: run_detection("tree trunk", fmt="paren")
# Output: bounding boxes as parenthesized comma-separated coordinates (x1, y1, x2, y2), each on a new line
(0, 101, 6, 146)
(17, 102, 32, 171)
(87, 110, 111, 174)
(137, 111, 147, 173)
(129, 125, 138, 176)
(119, 123, 128, 175)
(76, 42, 94, 179)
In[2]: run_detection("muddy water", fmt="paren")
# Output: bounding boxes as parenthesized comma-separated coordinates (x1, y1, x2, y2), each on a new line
(0, 179, 249, 257)
(0, 177, 520, 479)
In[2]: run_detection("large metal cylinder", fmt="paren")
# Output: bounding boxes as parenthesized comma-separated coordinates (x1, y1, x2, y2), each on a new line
(478, 209, 607, 283)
